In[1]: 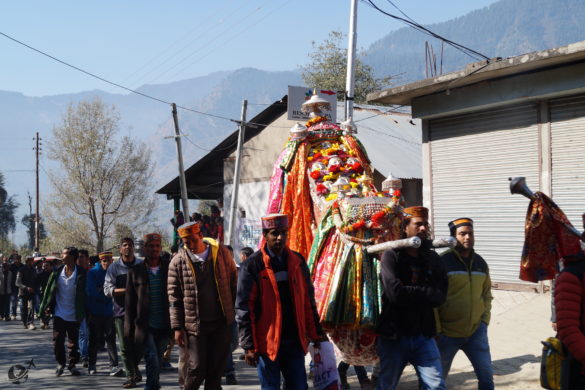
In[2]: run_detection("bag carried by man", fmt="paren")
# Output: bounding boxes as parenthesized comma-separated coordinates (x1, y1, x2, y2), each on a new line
(540, 336, 565, 390)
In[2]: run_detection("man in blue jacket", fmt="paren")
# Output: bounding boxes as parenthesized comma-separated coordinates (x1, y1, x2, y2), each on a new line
(86, 251, 122, 376)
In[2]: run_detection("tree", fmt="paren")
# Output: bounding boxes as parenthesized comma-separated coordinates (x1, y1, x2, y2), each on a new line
(300, 30, 392, 103)
(46, 97, 155, 253)
(0, 172, 18, 239)
(21, 192, 46, 250)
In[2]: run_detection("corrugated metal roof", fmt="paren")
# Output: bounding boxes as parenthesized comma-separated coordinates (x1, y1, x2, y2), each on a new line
(350, 103, 421, 179)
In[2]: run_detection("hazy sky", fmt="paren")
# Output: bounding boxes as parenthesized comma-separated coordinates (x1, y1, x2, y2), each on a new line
(0, 0, 498, 97)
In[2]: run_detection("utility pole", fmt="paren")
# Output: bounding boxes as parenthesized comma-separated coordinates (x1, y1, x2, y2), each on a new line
(171, 103, 190, 219)
(345, 0, 358, 120)
(227, 100, 248, 248)
(33, 132, 41, 251)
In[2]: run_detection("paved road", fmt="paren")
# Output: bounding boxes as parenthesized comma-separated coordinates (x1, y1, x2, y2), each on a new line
(0, 289, 551, 389)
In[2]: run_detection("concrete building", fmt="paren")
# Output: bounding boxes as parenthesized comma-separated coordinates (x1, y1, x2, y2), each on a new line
(368, 40, 585, 286)
(157, 96, 422, 253)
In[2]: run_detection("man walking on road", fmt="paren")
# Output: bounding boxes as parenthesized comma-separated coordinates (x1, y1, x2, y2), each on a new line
(104, 237, 143, 388)
(39, 247, 86, 376)
(9, 254, 22, 320)
(375, 206, 448, 390)
(437, 218, 494, 390)
(236, 213, 326, 390)
(86, 251, 122, 376)
(125, 233, 171, 390)
(168, 221, 238, 390)
(15, 256, 37, 330)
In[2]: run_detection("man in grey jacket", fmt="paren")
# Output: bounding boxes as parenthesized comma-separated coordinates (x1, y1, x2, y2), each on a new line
(15, 256, 37, 330)
(104, 237, 143, 389)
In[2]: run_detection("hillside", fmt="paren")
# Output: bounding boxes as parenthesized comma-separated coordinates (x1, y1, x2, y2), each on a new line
(364, 0, 585, 84)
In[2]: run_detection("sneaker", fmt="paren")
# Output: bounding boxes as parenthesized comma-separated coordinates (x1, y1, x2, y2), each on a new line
(5, 316, 11, 321)
(110, 366, 124, 377)
(161, 360, 173, 370)
(88, 365, 97, 375)
(40, 323, 48, 329)
(55, 365, 65, 377)
(28, 323, 36, 330)
(11, 315, 16, 320)
(82, 358, 89, 368)
(134, 372, 142, 383)
(69, 367, 81, 376)
(226, 374, 238, 385)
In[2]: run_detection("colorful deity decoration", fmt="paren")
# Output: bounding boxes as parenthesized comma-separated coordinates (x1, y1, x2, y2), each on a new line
(265, 92, 411, 364)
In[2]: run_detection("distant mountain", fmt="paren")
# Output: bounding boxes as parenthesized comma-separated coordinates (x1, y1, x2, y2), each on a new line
(0, 68, 301, 244)
(363, 0, 585, 84)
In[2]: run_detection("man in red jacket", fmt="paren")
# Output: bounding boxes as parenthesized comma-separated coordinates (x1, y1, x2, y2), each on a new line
(555, 251, 585, 388)
(236, 213, 325, 390)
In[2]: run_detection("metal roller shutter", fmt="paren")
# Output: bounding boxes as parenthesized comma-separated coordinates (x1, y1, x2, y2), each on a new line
(550, 95, 585, 228)
(429, 104, 539, 284)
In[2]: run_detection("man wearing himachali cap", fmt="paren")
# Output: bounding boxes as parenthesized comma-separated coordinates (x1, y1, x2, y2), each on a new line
(436, 218, 494, 389)
(167, 221, 237, 390)
(375, 206, 448, 390)
(235, 213, 325, 390)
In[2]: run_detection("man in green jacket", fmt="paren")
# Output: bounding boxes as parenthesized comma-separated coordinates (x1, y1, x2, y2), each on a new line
(437, 218, 494, 390)
(39, 247, 86, 377)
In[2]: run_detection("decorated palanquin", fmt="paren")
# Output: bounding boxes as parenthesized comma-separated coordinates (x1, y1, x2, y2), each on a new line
(265, 93, 405, 364)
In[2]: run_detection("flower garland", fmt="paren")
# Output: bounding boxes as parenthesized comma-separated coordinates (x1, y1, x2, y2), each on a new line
(306, 116, 328, 127)
(332, 189, 402, 234)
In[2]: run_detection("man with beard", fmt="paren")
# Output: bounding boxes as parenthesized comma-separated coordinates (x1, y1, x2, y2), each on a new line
(104, 238, 143, 388)
(436, 218, 493, 390)
(375, 206, 448, 390)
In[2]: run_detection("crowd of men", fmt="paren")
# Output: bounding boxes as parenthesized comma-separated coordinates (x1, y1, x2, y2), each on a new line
(2, 204, 584, 389)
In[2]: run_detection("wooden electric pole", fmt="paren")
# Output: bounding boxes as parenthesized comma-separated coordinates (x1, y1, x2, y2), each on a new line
(171, 103, 190, 219)
(33, 132, 41, 251)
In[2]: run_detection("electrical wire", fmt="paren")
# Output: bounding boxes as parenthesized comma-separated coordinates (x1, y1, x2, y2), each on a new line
(362, 0, 490, 61)
(165, 0, 292, 83)
(131, 1, 257, 88)
(0, 31, 240, 124)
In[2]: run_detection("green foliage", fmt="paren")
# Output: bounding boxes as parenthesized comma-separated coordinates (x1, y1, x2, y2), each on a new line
(0, 172, 18, 239)
(301, 30, 392, 103)
(21, 213, 47, 250)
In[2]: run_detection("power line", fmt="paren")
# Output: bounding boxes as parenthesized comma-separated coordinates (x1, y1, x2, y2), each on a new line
(165, 0, 292, 83)
(127, 1, 252, 88)
(0, 31, 240, 124)
(362, 0, 490, 61)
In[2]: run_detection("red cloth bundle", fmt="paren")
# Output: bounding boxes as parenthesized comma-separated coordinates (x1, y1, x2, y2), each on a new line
(520, 192, 582, 282)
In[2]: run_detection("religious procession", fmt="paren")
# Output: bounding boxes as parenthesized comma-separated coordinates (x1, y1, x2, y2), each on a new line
(2, 1, 585, 390)
(3, 86, 585, 390)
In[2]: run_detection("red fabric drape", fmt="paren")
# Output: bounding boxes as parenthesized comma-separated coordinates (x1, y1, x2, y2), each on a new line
(520, 192, 582, 282)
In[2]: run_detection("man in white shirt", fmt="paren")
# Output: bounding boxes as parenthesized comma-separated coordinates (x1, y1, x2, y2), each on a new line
(39, 247, 87, 376)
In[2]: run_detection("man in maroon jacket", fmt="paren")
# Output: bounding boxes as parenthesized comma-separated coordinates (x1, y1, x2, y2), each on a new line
(555, 251, 585, 388)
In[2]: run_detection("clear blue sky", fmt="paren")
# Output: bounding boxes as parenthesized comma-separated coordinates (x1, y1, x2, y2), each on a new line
(0, 0, 498, 97)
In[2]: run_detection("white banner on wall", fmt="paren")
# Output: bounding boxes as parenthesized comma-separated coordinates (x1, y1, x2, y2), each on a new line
(287, 85, 337, 123)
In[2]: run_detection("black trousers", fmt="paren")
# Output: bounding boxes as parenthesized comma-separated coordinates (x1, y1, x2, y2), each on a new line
(88, 314, 119, 367)
(185, 320, 231, 390)
(53, 316, 81, 368)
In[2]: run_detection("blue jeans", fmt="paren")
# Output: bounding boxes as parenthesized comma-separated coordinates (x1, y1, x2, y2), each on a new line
(257, 339, 308, 390)
(143, 328, 169, 390)
(79, 318, 89, 359)
(10, 291, 19, 317)
(437, 322, 494, 390)
(376, 335, 446, 390)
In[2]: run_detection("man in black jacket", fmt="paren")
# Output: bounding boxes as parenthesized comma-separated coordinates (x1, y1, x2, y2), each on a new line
(125, 233, 171, 390)
(375, 206, 448, 390)
(15, 256, 37, 330)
